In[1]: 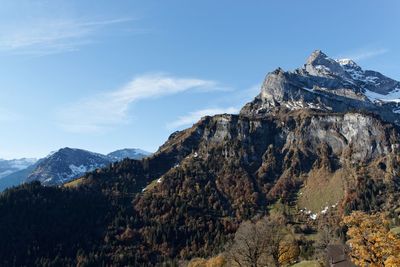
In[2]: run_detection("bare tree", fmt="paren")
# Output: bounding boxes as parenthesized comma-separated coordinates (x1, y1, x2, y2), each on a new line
(314, 214, 342, 261)
(227, 215, 286, 267)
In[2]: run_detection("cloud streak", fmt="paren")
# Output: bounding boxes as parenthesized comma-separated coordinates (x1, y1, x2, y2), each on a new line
(58, 73, 222, 133)
(0, 17, 134, 55)
(337, 48, 389, 61)
(167, 107, 239, 129)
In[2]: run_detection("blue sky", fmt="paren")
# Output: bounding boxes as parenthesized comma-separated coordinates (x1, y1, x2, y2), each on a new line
(0, 0, 399, 159)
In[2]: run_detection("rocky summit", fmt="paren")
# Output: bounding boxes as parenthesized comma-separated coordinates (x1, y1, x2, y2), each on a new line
(241, 50, 400, 124)
(1, 50, 400, 266)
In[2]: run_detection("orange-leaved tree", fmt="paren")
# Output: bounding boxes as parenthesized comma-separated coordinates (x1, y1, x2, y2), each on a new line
(342, 211, 400, 267)
(187, 254, 226, 267)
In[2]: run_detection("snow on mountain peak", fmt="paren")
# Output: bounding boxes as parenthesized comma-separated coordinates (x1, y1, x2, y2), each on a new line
(337, 58, 359, 68)
(241, 50, 400, 125)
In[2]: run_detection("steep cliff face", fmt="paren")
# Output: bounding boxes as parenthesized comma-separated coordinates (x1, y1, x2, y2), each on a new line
(136, 110, 399, 213)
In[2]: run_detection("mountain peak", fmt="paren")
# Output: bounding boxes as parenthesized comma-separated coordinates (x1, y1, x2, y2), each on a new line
(58, 147, 75, 153)
(304, 50, 348, 78)
(271, 67, 285, 75)
(241, 49, 400, 124)
(306, 49, 328, 64)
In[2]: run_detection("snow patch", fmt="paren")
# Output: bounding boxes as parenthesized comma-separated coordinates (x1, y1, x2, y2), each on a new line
(302, 87, 314, 93)
(69, 164, 88, 176)
(315, 64, 331, 74)
(365, 88, 400, 103)
(300, 202, 338, 220)
(321, 206, 329, 214)
(337, 58, 358, 67)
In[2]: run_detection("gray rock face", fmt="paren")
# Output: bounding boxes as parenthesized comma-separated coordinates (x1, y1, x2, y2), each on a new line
(188, 112, 396, 166)
(304, 50, 351, 79)
(240, 50, 400, 125)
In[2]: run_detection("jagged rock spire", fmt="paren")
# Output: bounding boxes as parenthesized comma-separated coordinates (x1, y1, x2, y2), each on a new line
(306, 50, 328, 65)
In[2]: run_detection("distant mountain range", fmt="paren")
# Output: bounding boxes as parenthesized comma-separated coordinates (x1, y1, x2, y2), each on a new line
(0, 148, 151, 190)
(0, 164, 37, 192)
(107, 148, 152, 161)
(0, 158, 37, 179)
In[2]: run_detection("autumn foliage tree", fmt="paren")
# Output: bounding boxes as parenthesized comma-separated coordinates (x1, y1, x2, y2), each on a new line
(278, 240, 300, 266)
(187, 254, 227, 267)
(342, 211, 400, 267)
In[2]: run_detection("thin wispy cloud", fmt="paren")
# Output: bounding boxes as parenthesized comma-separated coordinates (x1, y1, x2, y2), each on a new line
(337, 47, 389, 61)
(58, 73, 222, 133)
(0, 17, 134, 56)
(167, 107, 239, 130)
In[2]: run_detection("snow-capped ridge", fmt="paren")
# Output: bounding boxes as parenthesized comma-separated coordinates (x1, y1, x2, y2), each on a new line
(336, 58, 360, 68)
(107, 148, 151, 161)
(241, 49, 400, 125)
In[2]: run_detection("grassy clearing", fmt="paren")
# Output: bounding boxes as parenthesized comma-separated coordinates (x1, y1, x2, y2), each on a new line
(64, 177, 86, 188)
(268, 199, 299, 217)
(297, 167, 348, 213)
